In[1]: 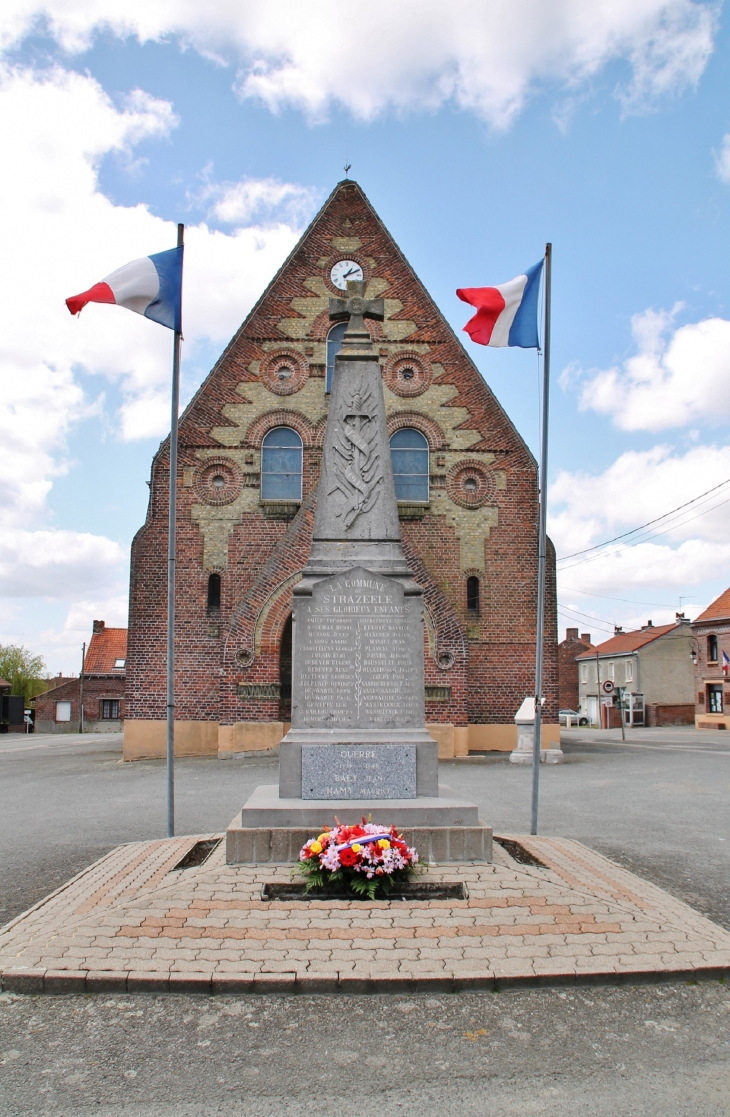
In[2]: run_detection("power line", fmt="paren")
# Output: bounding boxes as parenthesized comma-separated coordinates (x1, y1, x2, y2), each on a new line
(556, 475, 730, 562)
(557, 492, 730, 573)
(558, 588, 678, 608)
(557, 606, 615, 633)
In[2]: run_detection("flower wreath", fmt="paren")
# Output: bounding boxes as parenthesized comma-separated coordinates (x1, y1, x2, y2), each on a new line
(297, 821, 419, 900)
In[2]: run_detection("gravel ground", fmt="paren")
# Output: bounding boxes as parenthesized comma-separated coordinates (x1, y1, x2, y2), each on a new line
(1, 726, 729, 1115)
(1, 984, 729, 1116)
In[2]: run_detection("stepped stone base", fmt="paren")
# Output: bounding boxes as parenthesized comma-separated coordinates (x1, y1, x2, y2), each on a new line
(226, 817, 492, 865)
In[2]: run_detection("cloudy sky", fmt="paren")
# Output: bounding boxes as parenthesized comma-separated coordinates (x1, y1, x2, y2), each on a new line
(1, 0, 730, 671)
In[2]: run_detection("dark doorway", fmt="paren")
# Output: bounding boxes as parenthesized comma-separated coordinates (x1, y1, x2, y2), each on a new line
(279, 615, 292, 721)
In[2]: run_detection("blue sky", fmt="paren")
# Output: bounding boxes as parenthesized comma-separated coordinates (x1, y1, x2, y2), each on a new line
(1, 1, 730, 671)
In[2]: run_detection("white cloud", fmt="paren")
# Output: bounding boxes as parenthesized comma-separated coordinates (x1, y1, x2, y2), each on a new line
(715, 131, 730, 183)
(198, 175, 320, 226)
(0, 1, 717, 127)
(550, 443, 730, 627)
(0, 529, 125, 598)
(0, 61, 311, 634)
(572, 304, 730, 431)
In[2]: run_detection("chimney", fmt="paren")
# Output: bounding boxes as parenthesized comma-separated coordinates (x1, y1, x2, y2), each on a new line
(580, 633, 591, 645)
(614, 625, 623, 635)
(566, 628, 578, 640)
(642, 619, 653, 629)
(92, 620, 105, 634)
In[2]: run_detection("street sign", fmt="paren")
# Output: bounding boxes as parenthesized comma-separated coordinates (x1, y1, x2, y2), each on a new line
(602, 680, 614, 694)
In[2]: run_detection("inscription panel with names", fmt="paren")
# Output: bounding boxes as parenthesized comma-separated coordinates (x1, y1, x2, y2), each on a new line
(292, 569, 424, 730)
(301, 744, 417, 800)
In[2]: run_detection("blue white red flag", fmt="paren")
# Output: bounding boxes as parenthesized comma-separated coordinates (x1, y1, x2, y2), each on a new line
(66, 247, 183, 332)
(722, 650, 729, 676)
(457, 260, 543, 348)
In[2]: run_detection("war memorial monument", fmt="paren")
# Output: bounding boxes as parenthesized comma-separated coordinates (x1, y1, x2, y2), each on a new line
(226, 282, 492, 861)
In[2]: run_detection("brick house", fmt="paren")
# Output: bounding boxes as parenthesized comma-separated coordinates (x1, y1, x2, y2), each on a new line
(558, 628, 594, 712)
(35, 621, 126, 733)
(125, 179, 558, 761)
(576, 618, 694, 728)
(691, 587, 730, 728)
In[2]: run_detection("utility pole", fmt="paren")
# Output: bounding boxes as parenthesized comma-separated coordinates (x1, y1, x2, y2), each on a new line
(79, 641, 85, 734)
(595, 648, 601, 729)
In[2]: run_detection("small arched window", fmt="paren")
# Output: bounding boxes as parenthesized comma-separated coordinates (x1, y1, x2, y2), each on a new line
(708, 634, 718, 662)
(390, 428, 429, 502)
(467, 576, 480, 613)
(207, 573, 221, 609)
(325, 321, 347, 393)
(261, 427, 303, 500)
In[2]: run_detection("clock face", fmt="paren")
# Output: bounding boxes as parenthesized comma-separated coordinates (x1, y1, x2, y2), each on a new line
(330, 259, 364, 290)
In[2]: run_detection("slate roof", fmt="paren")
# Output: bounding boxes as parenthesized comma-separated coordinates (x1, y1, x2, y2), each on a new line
(84, 627, 127, 674)
(694, 587, 730, 624)
(575, 624, 677, 660)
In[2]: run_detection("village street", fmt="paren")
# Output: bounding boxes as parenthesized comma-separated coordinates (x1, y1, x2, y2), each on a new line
(1, 729, 729, 1116)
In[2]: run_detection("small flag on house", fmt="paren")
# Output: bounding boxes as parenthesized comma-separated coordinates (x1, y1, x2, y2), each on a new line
(66, 247, 183, 332)
(457, 260, 543, 348)
(723, 650, 729, 676)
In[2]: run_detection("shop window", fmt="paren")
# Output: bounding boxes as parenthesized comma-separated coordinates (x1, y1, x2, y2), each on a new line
(207, 573, 221, 609)
(390, 429, 429, 502)
(261, 427, 303, 500)
(466, 576, 480, 613)
(708, 685, 723, 713)
(101, 700, 120, 720)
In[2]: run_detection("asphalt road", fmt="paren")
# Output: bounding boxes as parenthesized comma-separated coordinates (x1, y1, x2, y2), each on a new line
(1, 726, 729, 1116)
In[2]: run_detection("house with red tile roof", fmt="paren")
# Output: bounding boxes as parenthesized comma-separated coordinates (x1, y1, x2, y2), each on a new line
(576, 617, 694, 728)
(691, 588, 730, 729)
(34, 621, 126, 734)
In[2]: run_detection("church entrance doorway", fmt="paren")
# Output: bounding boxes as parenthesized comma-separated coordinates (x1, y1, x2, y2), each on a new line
(279, 615, 292, 721)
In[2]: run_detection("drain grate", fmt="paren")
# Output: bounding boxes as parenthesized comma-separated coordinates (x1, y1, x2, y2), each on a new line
(171, 838, 222, 871)
(494, 837, 548, 868)
(261, 880, 469, 902)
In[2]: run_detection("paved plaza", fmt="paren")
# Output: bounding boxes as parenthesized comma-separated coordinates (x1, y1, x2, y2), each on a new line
(1, 727, 730, 1115)
(2, 829, 730, 993)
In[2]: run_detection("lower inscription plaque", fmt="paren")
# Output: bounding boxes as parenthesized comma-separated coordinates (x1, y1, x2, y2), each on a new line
(301, 744, 416, 800)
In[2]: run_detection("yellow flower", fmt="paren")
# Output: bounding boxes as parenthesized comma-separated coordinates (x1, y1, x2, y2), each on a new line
(310, 840, 322, 854)
(351, 843, 362, 853)
(317, 833, 328, 843)
(377, 839, 390, 850)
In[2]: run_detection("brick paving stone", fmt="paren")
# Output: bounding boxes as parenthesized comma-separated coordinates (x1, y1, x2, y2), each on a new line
(4, 834, 730, 994)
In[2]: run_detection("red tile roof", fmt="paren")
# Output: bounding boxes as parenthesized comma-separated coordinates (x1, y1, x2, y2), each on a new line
(694, 587, 730, 624)
(576, 623, 677, 659)
(84, 626, 127, 674)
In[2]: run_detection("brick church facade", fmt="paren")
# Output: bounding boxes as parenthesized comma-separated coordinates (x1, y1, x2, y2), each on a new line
(124, 180, 558, 760)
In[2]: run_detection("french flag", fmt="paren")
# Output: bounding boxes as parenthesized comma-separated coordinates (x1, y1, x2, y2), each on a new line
(457, 260, 543, 348)
(723, 650, 729, 677)
(66, 247, 183, 333)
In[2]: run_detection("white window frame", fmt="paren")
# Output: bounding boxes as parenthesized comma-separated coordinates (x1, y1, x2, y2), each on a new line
(580, 663, 588, 683)
(55, 701, 71, 722)
(625, 659, 633, 682)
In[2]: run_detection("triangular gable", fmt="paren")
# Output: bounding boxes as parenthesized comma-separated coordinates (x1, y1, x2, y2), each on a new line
(175, 180, 533, 463)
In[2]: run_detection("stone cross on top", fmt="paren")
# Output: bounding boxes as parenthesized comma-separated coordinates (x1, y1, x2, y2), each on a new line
(329, 279, 384, 359)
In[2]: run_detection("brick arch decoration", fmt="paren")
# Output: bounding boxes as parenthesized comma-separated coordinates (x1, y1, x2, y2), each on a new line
(401, 537, 468, 726)
(245, 409, 322, 450)
(220, 494, 316, 725)
(259, 348, 309, 396)
(387, 411, 447, 452)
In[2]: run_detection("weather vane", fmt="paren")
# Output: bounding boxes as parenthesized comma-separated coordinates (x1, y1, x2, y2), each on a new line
(344, 161, 351, 179)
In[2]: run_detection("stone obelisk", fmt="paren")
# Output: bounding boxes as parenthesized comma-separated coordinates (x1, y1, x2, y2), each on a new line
(236, 281, 482, 831)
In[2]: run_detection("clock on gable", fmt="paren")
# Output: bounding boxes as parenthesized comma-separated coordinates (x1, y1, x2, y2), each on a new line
(329, 259, 364, 290)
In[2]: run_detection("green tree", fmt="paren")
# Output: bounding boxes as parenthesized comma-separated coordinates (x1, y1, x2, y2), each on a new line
(0, 645, 48, 705)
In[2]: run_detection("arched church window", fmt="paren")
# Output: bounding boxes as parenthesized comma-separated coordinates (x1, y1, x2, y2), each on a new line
(390, 428, 429, 502)
(467, 576, 480, 613)
(325, 321, 347, 393)
(261, 427, 303, 500)
(207, 573, 221, 609)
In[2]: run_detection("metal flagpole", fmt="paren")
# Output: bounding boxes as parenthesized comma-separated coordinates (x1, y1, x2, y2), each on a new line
(531, 242, 552, 835)
(166, 222, 184, 839)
